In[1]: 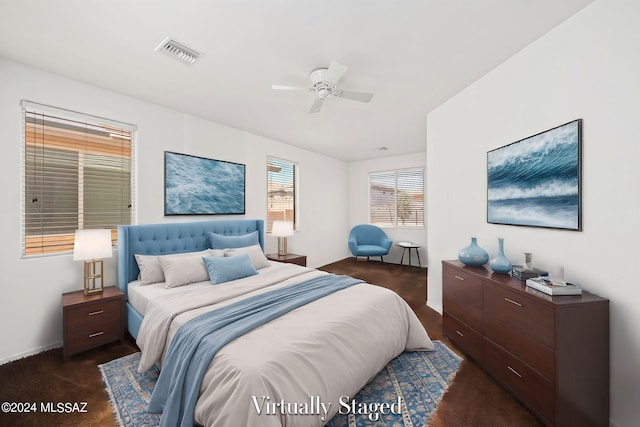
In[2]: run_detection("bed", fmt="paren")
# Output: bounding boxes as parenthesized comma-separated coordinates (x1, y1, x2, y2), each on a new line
(117, 219, 433, 427)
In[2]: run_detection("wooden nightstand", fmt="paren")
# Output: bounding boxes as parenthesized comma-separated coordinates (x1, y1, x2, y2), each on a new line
(62, 286, 125, 361)
(266, 253, 307, 267)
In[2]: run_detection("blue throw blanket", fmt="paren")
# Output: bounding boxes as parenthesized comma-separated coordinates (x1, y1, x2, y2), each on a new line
(147, 274, 362, 427)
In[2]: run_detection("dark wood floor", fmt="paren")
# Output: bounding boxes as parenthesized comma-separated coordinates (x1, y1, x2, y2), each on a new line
(0, 258, 542, 426)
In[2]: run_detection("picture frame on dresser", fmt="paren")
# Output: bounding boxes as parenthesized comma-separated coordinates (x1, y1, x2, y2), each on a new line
(487, 119, 582, 231)
(164, 151, 246, 216)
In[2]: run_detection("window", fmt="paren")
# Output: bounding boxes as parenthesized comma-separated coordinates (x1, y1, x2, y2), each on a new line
(369, 168, 424, 227)
(266, 157, 298, 232)
(22, 101, 136, 256)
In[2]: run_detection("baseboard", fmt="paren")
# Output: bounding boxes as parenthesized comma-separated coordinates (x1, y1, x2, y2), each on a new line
(427, 300, 442, 315)
(0, 342, 62, 366)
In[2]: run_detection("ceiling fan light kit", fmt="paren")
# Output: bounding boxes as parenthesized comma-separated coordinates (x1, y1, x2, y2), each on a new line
(273, 61, 374, 113)
(309, 68, 331, 84)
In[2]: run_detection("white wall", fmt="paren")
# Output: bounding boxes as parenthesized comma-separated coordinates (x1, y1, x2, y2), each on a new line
(348, 153, 427, 266)
(426, 1, 640, 425)
(0, 57, 350, 364)
(181, 114, 351, 267)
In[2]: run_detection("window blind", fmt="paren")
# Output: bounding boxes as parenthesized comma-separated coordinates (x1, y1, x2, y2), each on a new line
(266, 157, 298, 232)
(22, 101, 136, 256)
(369, 168, 424, 227)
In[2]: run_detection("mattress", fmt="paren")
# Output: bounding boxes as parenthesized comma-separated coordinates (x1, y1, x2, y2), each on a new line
(127, 279, 212, 317)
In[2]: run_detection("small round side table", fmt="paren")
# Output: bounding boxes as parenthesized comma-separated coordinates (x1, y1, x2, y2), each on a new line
(395, 241, 422, 267)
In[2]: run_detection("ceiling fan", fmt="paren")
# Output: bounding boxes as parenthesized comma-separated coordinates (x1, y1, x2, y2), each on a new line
(272, 61, 374, 114)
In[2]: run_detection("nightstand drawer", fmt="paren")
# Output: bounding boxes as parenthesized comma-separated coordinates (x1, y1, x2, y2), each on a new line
(66, 299, 121, 326)
(66, 320, 122, 353)
(484, 339, 554, 424)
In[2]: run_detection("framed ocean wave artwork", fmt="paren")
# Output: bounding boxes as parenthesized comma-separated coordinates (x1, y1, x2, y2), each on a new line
(487, 119, 582, 231)
(164, 151, 246, 215)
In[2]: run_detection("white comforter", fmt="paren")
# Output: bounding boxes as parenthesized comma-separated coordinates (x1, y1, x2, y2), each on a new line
(136, 262, 433, 427)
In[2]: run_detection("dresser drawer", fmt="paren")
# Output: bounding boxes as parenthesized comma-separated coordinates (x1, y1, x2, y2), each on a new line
(483, 282, 554, 347)
(444, 313, 483, 364)
(443, 264, 483, 332)
(484, 339, 555, 424)
(484, 315, 554, 381)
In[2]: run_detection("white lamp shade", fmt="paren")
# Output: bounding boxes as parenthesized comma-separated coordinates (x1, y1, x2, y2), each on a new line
(73, 229, 113, 261)
(271, 221, 294, 237)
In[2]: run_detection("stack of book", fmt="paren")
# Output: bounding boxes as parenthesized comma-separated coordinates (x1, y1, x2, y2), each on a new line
(525, 277, 582, 296)
(511, 265, 548, 281)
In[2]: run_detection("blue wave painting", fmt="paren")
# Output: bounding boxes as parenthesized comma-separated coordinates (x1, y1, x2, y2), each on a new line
(487, 120, 581, 230)
(164, 152, 245, 215)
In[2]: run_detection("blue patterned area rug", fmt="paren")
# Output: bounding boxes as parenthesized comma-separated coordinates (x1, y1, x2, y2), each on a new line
(99, 341, 461, 427)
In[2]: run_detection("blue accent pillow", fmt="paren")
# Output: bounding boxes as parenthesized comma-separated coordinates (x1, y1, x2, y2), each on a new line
(208, 231, 259, 249)
(203, 253, 258, 285)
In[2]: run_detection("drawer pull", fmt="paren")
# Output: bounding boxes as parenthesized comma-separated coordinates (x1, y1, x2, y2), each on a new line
(504, 297, 522, 307)
(88, 310, 104, 316)
(507, 366, 522, 378)
(456, 330, 464, 337)
(454, 275, 465, 281)
(88, 331, 104, 338)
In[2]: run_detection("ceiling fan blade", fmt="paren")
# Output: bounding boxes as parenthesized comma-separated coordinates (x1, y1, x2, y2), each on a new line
(337, 89, 374, 103)
(324, 61, 348, 84)
(272, 84, 310, 91)
(308, 97, 325, 114)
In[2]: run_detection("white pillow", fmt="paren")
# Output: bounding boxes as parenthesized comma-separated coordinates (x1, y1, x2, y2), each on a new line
(135, 254, 165, 285)
(225, 244, 271, 270)
(158, 249, 225, 288)
(135, 249, 221, 286)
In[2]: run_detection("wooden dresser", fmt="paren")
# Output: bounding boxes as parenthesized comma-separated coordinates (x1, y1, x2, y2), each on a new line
(442, 260, 609, 426)
(62, 286, 125, 360)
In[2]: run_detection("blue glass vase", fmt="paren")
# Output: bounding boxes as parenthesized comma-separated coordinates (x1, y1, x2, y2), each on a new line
(490, 238, 512, 274)
(458, 237, 489, 267)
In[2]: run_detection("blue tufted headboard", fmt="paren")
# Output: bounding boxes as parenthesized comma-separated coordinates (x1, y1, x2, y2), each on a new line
(117, 219, 264, 299)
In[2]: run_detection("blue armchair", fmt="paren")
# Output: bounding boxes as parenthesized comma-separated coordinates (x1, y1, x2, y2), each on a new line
(348, 224, 393, 262)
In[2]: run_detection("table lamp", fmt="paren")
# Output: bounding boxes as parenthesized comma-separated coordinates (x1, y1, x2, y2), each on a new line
(73, 229, 113, 295)
(271, 221, 294, 256)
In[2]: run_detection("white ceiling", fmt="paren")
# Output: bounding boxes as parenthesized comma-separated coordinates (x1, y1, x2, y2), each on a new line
(0, 0, 593, 162)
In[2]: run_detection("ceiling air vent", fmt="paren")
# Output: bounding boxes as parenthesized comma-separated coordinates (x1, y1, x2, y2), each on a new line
(155, 36, 201, 64)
